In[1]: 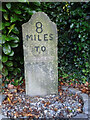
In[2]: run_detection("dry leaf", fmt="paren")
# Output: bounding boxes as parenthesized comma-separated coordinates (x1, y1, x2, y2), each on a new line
(65, 83, 69, 86)
(8, 93, 13, 97)
(7, 97, 11, 103)
(2, 83, 4, 87)
(81, 88, 86, 93)
(54, 108, 58, 112)
(13, 100, 17, 104)
(8, 84, 14, 89)
(77, 108, 81, 112)
(60, 92, 62, 96)
(64, 106, 67, 108)
(85, 82, 88, 86)
(0, 105, 2, 108)
(42, 100, 45, 104)
(55, 96, 59, 100)
(14, 89, 17, 93)
(44, 101, 50, 107)
(35, 115, 39, 118)
(0, 75, 2, 79)
(14, 112, 18, 117)
(25, 113, 34, 117)
(12, 79, 14, 82)
(75, 93, 78, 97)
(81, 84, 84, 88)
(60, 82, 64, 85)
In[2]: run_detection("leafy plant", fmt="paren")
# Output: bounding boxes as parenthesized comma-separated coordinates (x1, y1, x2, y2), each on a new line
(1, 2, 89, 85)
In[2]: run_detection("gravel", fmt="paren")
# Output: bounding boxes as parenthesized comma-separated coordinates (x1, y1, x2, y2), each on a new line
(2, 89, 83, 119)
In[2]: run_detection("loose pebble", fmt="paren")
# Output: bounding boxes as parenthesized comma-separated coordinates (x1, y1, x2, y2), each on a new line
(2, 90, 83, 119)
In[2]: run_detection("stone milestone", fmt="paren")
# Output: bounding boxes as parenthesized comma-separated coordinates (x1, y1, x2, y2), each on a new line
(22, 12, 58, 96)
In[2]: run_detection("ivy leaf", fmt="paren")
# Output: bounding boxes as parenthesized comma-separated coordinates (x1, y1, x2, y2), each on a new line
(70, 23, 74, 29)
(0, 36, 5, 44)
(2, 55, 8, 63)
(81, 37, 85, 42)
(10, 15, 18, 23)
(16, 68, 21, 74)
(0, 8, 7, 12)
(9, 57, 13, 60)
(5, 35, 19, 42)
(13, 68, 21, 75)
(8, 67, 13, 71)
(85, 62, 89, 67)
(6, 3, 11, 9)
(15, 10, 21, 14)
(34, 2, 41, 6)
(8, 24, 15, 35)
(9, 50, 14, 56)
(5, 22, 10, 26)
(78, 34, 81, 38)
(28, 10, 36, 15)
(11, 35, 19, 43)
(10, 43, 18, 48)
(3, 44, 11, 55)
(6, 61, 13, 67)
(5, 36, 12, 41)
(13, 69, 18, 75)
(2, 23, 5, 30)
(0, 63, 3, 71)
(2, 67, 8, 76)
(4, 13, 9, 21)
(12, 27, 19, 34)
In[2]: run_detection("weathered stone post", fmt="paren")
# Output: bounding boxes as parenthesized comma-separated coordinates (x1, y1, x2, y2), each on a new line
(22, 12, 58, 96)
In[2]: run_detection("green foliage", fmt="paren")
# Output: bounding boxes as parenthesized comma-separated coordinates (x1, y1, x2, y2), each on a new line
(1, 2, 89, 84)
(11, 77, 23, 86)
(1, 2, 41, 80)
(40, 2, 89, 83)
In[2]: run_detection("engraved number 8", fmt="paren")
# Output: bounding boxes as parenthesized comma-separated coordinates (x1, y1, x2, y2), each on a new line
(36, 22, 43, 33)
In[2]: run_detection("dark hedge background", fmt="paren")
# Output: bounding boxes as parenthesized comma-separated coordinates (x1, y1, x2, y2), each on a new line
(0, 2, 89, 86)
